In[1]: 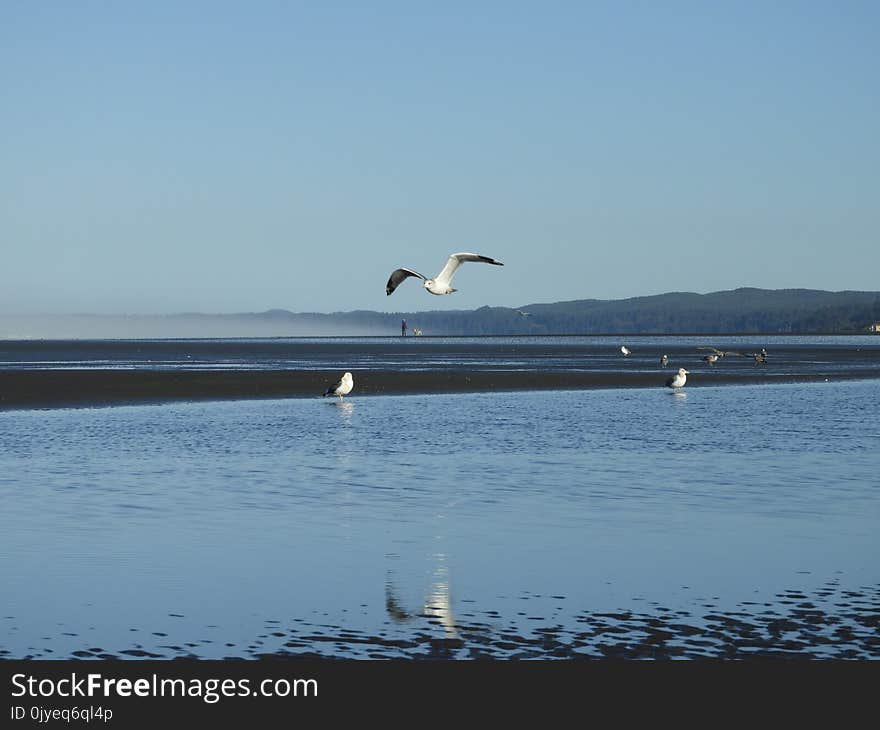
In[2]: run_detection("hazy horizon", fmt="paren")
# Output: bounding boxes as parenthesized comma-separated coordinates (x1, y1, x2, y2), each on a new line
(3, 285, 878, 339)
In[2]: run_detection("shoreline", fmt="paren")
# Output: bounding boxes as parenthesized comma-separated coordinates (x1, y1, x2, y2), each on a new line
(2, 368, 877, 411)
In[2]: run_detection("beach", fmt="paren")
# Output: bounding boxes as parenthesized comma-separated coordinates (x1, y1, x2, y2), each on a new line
(2, 366, 878, 410)
(2, 335, 879, 409)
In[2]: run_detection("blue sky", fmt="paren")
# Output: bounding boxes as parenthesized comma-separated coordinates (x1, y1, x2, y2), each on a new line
(1, 1, 877, 315)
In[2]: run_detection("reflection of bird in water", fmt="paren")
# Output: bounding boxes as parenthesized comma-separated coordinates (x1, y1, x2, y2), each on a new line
(323, 372, 354, 400)
(385, 564, 457, 638)
(660, 354, 669, 368)
(665, 368, 689, 390)
(620, 345, 631, 356)
(423, 567, 457, 638)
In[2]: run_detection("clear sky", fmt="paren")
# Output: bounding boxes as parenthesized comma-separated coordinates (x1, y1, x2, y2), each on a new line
(2, 1, 877, 315)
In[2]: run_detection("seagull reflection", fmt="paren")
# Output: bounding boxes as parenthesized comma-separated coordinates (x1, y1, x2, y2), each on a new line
(385, 562, 457, 638)
(332, 400, 355, 423)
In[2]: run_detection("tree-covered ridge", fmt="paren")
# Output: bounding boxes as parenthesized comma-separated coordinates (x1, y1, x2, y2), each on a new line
(253, 287, 880, 335)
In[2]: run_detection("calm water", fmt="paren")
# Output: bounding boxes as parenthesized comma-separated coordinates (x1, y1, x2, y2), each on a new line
(2, 335, 879, 378)
(2, 375, 878, 658)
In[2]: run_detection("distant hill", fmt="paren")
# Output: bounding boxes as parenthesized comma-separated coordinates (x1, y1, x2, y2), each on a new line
(3, 288, 880, 338)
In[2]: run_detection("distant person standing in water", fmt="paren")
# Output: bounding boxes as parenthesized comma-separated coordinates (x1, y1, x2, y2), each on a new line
(401, 319, 407, 337)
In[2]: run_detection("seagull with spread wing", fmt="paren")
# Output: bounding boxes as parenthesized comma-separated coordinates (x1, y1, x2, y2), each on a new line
(386, 252, 504, 296)
(697, 346, 742, 358)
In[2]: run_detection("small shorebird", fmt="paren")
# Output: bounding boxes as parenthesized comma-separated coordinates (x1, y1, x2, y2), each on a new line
(702, 353, 720, 365)
(660, 354, 669, 368)
(386, 252, 503, 296)
(745, 348, 767, 364)
(665, 368, 689, 390)
(620, 345, 631, 356)
(323, 372, 354, 400)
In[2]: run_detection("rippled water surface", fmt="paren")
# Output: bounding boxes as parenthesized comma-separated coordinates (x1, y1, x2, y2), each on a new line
(2, 379, 878, 658)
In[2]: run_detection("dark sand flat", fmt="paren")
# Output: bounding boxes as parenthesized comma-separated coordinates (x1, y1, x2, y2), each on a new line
(1, 368, 878, 410)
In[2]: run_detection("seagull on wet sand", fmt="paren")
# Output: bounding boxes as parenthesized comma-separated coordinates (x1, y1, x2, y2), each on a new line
(386, 252, 504, 296)
(665, 368, 689, 390)
(620, 346, 631, 356)
(702, 353, 720, 365)
(323, 372, 354, 400)
(745, 349, 768, 364)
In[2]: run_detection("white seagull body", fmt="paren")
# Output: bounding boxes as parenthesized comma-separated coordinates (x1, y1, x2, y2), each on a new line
(665, 368, 689, 389)
(386, 252, 504, 296)
(660, 354, 669, 367)
(620, 346, 631, 356)
(323, 372, 354, 400)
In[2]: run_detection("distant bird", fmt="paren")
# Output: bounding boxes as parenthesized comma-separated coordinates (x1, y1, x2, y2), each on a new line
(386, 252, 504, 296)
(660, 354, 669, 368)
(515, 310, 532, 317)
(620, 346, 631, 356)
(702, 353, 720, 365)
(323, 372, 354, 400)
(745, 349, 767, 364)
(665, 368, 689, 390)
(697, 346, 741, 358)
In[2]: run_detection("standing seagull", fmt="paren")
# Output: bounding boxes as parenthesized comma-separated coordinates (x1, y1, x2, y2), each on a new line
(386, 252, 504, 296)
(323, 372, 354, 400)
(702, 353, 720, 365)
(665, 368, 689, 390)
(660, 354, 669, 368)
(620, 346, 632, 356)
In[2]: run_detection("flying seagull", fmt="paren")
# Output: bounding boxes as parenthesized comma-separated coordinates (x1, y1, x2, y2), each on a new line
(323, 372, 354, 400)
(515, 310, 532, 317)
(660, 354, 669, 368)
(386, 252, 504, 296)
(620, 346, 631, 356)
(697, 346, 741, 358)
(665, 368, 689, 390)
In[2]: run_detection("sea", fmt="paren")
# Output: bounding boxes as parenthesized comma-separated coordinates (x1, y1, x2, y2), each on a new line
(1, 336, 878, 659)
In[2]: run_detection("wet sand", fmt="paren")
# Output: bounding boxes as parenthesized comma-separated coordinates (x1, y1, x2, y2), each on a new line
(1, 367, 878, 410)
(5, 578, 877, 660)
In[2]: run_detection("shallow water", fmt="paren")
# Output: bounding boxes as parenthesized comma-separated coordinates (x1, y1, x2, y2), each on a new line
(2, 335, 879, 378)
(1, 378, 878, 659)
